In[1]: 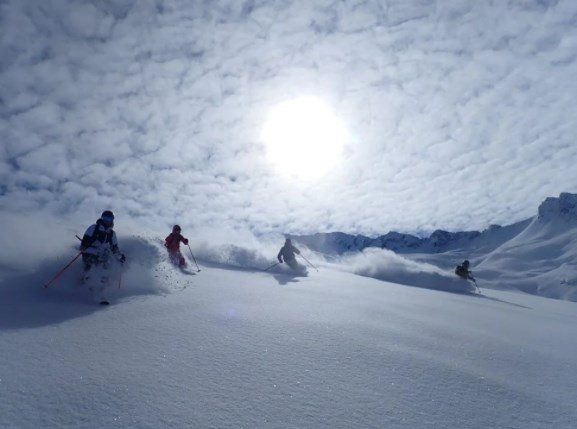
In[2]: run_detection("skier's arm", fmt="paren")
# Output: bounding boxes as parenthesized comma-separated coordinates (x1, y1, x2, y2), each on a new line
(110, 232, 126, 263)
(110, 232, 120, 254)
(180, 235, 189, 245)
(277, 249, 283, 263)
(80, 225, 96, 251)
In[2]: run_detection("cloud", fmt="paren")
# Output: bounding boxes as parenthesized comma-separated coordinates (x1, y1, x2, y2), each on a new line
(1, 0, 577, 237)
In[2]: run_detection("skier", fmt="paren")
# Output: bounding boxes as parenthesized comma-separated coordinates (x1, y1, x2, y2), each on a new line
(455, 260, 476, 282)
(277, 238, 301, 270)
(80, 210, 126, 304)
(165, 225, 189, 268)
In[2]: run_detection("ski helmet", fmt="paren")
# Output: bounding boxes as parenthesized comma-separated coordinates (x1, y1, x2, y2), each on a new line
(463, 260, 470, 266)
(101, 210, 114, 219)
(173, 225, 181, 232)
(100, 210, 114, 226)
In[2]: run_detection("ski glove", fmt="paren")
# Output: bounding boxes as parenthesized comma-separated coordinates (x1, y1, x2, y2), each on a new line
(118, 254, 126, 264)
(183, 238, 189, 245)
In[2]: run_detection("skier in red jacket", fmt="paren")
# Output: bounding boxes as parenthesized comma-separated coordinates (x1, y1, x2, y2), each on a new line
(165, 225, 189, 268)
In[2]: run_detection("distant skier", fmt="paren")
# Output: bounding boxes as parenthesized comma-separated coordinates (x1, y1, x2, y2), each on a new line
(277, 238, 301, 270)
(165, 225, 189, 268)
(455, 260, 476, 282)
(80, 210, 126, 304)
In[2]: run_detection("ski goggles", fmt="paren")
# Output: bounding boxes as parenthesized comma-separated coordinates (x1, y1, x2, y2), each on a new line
(102, 216, 114, 224)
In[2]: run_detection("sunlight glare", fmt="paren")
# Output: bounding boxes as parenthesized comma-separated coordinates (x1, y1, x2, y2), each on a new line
(261, 96, 348, 180)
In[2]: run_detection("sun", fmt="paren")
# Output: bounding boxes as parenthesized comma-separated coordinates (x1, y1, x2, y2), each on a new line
(261, 96, 348, 180)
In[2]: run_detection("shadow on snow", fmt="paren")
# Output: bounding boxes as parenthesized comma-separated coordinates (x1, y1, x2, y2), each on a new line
(0, 237, 165, 331)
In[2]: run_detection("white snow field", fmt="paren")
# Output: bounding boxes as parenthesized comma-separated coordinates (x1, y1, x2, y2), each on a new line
(1, 233, 576, 429)
(296, 193, 577, 302)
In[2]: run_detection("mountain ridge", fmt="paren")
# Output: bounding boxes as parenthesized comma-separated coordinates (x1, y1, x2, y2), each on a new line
(290, 192, 577, 300)
(290, 192, 576, 256)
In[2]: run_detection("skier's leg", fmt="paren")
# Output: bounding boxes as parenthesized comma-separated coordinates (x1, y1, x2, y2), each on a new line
(168, 251, 179, 266)
(92, 283, 106, 303)
(81, 254, 96, 284)
(90, 263, 110, 304)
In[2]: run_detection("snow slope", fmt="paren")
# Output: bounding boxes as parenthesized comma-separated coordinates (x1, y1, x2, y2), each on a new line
(476, 215, 577, 301)
(294, 193, 577, 301)
(1, 233, 577, 429)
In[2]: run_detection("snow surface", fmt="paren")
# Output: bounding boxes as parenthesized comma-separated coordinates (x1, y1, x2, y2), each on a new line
(1, 229, 577, 429)
(294, 193, 577, 302)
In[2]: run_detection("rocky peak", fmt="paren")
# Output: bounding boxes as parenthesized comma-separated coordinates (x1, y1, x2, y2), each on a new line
(538, 193, 577, 222)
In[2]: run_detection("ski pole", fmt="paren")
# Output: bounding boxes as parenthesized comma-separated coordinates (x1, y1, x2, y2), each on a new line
(118, 270, 123, 289)
(263, 261, 280, 272)
(298, 254, 319, 272)
(187, 244, 201, 272)
(44, 251, 83, 288)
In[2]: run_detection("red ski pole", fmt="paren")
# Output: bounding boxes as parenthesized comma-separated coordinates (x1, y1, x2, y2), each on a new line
(187, 244, 201, 272)
(44, 251, 83, 288)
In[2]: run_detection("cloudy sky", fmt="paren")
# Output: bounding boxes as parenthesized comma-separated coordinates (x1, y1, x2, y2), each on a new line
(1, 0, 576, 237)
